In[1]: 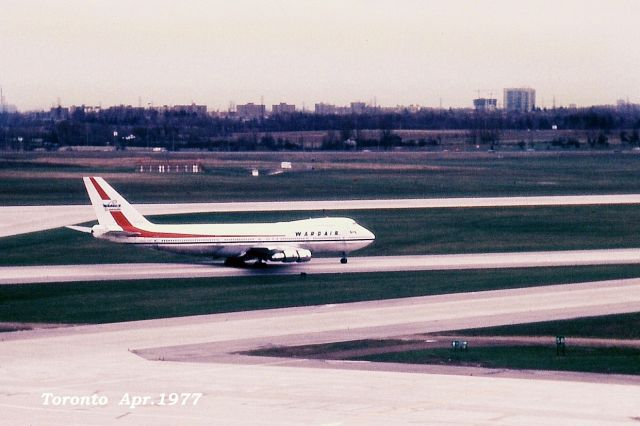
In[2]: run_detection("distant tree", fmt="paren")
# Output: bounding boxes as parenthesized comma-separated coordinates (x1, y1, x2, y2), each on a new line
(340, 123, 353, 142)
(379, 129, 401, 150)
(597, 132, 609, 147)
(260, 134, 276, 150)
(620, 130, 630, 144)
(588, 132, 609, 148)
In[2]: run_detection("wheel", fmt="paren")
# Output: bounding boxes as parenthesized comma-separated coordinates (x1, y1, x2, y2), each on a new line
(224, 257, 246, 267)
(253, 259, 268, 268)
(340, 257, 348, 264)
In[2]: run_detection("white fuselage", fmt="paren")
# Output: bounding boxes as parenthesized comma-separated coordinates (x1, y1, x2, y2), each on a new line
(95, 217, 375, 257)
(82, 176, 375, 263)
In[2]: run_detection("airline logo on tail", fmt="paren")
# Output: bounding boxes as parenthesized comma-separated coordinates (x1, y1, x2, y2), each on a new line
(102, 200, 122, 211)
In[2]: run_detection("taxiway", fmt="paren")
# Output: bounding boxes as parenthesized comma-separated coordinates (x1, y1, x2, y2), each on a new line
(3, 193, 640, 237)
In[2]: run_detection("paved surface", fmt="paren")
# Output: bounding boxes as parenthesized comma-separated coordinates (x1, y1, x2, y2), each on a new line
(3, 193, 640, 237)
(1, 279, 640, 425)
(3, 248, 640, 285)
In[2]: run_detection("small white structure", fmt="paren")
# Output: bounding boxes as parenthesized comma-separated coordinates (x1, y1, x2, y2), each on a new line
(251, 169, 260, 177)
(137, 163, 201, 174)
(281, 161, 292, 169)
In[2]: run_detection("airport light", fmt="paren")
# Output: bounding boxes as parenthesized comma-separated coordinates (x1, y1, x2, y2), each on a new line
(556, 336, 566, 356)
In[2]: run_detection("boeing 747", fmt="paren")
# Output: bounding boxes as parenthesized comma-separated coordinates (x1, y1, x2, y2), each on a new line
(68, 177, 375, 265)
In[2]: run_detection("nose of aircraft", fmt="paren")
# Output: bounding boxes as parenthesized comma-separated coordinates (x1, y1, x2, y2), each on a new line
(360, 224, 375, 240)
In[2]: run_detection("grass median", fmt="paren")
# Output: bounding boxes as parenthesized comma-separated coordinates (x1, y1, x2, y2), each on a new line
(2, 266, 640, 325)
(350, 345, 640, 375)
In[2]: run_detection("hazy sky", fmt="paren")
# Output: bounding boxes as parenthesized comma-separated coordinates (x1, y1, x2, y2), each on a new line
(1, 0, 639, 110)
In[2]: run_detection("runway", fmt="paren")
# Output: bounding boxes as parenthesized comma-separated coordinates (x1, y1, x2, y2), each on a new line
(3, 248, 640, 284)
(3, 193, 640, 237)
(1, 279, 640, 425)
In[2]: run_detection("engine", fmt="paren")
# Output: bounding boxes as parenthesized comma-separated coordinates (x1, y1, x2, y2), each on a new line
(269, 248, 312, 263)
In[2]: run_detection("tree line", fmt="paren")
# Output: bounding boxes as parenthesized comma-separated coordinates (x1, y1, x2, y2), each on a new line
(1, 105, 640, 151)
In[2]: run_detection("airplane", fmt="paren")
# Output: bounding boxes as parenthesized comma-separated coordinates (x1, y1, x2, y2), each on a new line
(68, 177, 375, 265)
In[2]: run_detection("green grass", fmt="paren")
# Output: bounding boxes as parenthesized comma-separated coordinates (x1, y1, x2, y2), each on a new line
(3, 266, 640, 324)
(244, 339, 409, 358)
(450, 312, 640, 340)
(3, 204, 640, 266)
(5, 152, 640, 205)
(351, 346, 640, 375)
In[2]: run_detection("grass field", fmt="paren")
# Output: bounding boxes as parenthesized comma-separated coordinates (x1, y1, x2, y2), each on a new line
(3, 204, 640, 266)
(350, 346, 640, 375)
(450, 312, 640, 340)
(3, 266, 640, 324)
(4, 151, 640, 205)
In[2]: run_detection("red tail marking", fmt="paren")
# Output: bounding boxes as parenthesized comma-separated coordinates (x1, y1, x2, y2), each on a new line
(93, 178, 282, 239)
(110, 211, 136, 232)
(90, 177, 111, 200)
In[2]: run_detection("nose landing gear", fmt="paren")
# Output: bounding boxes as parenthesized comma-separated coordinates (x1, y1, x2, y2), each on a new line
(340, 252, 348, 264)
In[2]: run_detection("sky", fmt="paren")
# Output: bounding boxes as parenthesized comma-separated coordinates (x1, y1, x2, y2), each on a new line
(1, 0, 639, 111)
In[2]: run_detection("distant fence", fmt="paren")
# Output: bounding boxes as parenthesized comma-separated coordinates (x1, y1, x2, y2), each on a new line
(137, 163, 202, 173)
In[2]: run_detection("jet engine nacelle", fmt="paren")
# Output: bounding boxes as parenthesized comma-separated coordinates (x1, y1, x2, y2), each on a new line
(269, 248, 312, 263)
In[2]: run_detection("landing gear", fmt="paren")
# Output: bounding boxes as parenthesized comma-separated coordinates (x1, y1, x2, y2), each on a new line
(254, 258, 268, 268)
(224, 256, 246, 267)
(225, 256, 270, 268)
(340, 253, 348, 264)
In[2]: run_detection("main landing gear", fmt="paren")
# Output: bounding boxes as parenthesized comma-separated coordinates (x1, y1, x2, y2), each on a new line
(340, 253, 348, 264)
(224, 256, 246, 267)
(224, 256, 268, 268)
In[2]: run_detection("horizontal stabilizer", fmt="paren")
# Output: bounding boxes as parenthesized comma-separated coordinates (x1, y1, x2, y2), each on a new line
(65, 225, 93, 233)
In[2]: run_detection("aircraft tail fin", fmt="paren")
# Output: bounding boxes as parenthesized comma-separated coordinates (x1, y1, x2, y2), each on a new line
(83, 177, 152, 231)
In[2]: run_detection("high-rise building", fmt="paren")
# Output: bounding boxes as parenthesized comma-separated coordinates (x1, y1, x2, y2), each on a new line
(172, 103, 208, 116)
(272, 103, 296, 114)
(236, 103, 265, 119)
(350, 102, 367, 114)
(0, 87, 16, 113)
(315, 103, 337, 115)
(473, 98, 497, 111)
(503, 88, 536, 112)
